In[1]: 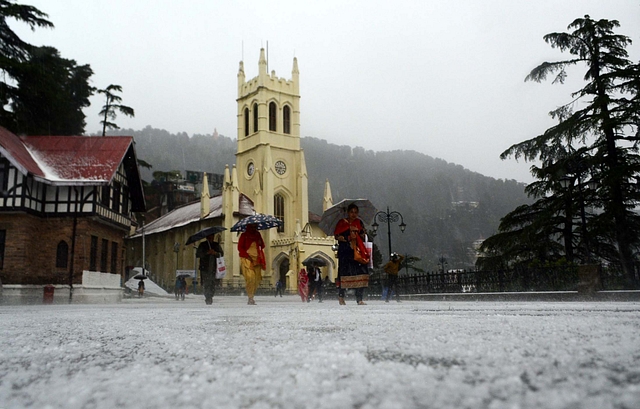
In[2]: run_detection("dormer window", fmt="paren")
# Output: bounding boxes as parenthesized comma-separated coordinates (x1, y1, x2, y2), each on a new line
(0, 159, 8, 193)
(112, 181, 121, 212)
(101, 185, 110, 207)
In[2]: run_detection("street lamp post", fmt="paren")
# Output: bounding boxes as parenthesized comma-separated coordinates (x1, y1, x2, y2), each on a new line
(404, 253, 410, 276)
(371, 206, 406, 258)
(173, 242, 180, 273)
(438, 254, 447, 272)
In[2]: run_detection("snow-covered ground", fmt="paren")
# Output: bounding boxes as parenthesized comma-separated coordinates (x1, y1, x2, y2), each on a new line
(1, 295, 639, 409)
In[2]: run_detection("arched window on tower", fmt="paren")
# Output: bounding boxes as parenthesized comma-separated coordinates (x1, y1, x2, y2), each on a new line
(56, 240, 69, 268)
(283, 105, 291, 134)
(269, 102, 277, 131)
(244, 107, 250, 136)
(253, 103, 259, 133)
(274, 193, 285, 233)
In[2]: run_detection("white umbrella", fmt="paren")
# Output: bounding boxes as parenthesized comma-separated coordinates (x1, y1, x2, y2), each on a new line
(124, 273, 169, 296)
(318, 198, 377, 235)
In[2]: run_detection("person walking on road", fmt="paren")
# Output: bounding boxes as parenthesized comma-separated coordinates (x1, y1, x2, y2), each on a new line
(298, 268, 309, 302)
(383, 253, 404, 302)
(238, 224, 266, 305)
(307, 265, 323, 303)
(275, 280, 284, 297)
(196, 234, 224, 305)
(174, 276, 185, 300)
(334, 203, 369, 305)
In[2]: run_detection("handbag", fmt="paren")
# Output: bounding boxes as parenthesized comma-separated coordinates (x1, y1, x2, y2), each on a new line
(354, 246, 369, 264)
(352, 238, 370, 265)
(215, 256, 226, 279)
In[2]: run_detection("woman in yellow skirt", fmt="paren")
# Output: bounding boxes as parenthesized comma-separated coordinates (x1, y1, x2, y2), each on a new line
(237, 224, 266, 305)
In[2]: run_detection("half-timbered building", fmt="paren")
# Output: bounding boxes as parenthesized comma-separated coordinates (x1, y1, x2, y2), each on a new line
(0, 127, 145, 303)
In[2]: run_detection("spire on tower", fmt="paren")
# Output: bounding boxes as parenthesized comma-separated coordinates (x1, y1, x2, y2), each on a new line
(258, 48, 267, 77)
(292, 57, 299, 93)
(224, 164, 231, 187)
(200, 172, 210, 219)
(238, 60, 245, 89)
(323, 179, 333, 212)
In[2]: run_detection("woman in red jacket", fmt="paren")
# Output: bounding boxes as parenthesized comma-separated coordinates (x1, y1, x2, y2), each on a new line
(334, 203, 369, 305)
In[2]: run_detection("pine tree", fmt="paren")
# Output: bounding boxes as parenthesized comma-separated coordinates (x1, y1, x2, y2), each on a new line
(493, 16, 640, 285)
(0, 1, 94, 135)
(98, 84, 134, 136)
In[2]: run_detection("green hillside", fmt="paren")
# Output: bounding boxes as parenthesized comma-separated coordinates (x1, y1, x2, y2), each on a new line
(109, 127, 529, 270)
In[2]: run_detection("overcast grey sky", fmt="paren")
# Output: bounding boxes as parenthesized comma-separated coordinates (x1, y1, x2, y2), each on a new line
(11, 0, 640, 183)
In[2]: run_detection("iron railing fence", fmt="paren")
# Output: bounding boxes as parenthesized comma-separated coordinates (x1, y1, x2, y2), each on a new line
(598, 264, 635, 290)
(365, 264, 638, 297)
(202, 264, 637, 299)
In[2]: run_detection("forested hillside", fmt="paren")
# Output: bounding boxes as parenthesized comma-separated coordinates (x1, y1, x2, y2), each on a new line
(108, 127, 530, 270)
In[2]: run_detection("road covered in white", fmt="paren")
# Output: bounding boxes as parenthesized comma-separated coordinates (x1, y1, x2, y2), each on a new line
(1, 295, 639, 409)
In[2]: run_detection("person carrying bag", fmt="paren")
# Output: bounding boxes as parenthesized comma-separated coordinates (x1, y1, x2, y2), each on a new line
(196, 234, 224, 305)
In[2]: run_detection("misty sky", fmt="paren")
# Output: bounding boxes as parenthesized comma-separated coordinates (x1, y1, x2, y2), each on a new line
(10, 0, 640, 183)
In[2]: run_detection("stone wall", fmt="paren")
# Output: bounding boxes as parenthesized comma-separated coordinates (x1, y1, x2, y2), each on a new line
(1, 271, 124, 304)
(0, 214, 128, 285)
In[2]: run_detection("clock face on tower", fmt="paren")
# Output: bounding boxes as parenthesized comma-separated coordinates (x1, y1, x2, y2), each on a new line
(274, 160, 287, 175)
(247, 162, 255, 177)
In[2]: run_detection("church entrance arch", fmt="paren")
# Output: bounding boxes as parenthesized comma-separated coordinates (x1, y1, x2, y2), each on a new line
(278, 258, 289, 288)
(304, 251, 336, 282)
(272, 252, 290, 290)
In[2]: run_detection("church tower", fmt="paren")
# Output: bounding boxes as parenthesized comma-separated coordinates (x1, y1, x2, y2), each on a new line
(235, 49, 310, 283)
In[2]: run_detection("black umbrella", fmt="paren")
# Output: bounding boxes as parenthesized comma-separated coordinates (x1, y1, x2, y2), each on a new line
(302, 257, 327, 267)
(186, 226, 227, 245)
(231, 213, 283, 232)
(133, 274, 148, 280)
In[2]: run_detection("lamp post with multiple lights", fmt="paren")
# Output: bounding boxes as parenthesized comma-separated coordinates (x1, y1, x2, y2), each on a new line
(371, 207, 406, 258)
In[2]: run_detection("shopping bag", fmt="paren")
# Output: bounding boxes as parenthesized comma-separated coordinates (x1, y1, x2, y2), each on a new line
(216, 256, 226, 279)
(364, 241, 373, 269)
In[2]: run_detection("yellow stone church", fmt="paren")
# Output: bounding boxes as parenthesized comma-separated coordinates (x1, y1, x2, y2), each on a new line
(126, 49, 337, 292)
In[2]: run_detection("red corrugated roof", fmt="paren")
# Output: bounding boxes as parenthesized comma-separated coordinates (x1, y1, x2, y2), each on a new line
(0, 127, 44, 177)
(23, 135, 132, 183)
(0, 127, 146, 211)
(0, 127, 133, 184)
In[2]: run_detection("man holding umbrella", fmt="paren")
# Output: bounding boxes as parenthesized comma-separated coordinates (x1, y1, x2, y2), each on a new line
(196, 233, 224, 305)
(303, 257, 326, 303)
